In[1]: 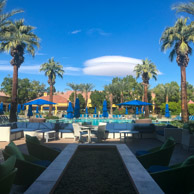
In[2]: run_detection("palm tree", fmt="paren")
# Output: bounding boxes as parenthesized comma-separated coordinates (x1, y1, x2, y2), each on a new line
(66, 83, 81, 106)
(172, 1, 194, 15)
(0, 0, 23, 31)
(160, 18, 194, 122)
(104, 83, 116, 115)
(0, 19, 39, 122)
(80, 83, 94, 107)
(40, 58, 64, 117)
(134, 58, 158, 117)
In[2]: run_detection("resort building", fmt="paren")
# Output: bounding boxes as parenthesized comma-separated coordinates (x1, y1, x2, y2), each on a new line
(0, 91, 10, 111)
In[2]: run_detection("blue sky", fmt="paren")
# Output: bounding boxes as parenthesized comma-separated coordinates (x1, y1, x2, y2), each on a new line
(0, 0, 193, 92)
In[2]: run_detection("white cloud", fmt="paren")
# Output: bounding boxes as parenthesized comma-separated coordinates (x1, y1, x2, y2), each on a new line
(0, 60, 10, 65)
(87, 28, 111, 36)
(71, 30, 81, 34)
(64, 67, 81, 72)
(35, 52, 47, 56)
(83, 56, 142, 76)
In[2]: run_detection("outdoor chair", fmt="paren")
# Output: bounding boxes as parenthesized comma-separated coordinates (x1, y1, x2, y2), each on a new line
(25, 134, 60, 161)
(150, 155, 194, 194)
(0, 156, 17, 194)
(97, 125, 106, 142)
(3, 142, 46, 187)
(136, 137, 176, 169)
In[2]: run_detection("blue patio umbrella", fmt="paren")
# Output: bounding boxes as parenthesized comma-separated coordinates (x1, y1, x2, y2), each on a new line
(139, 107, 142, 114)
(117, 100, 152, 106)
(67, 101, 74, 119)
(0, 102, 4, 114)
(27, 105, 33, 117)
(17, 104, 21, 114)
(74, 98, 80, 118)
(136, 107, 139, 115)
(165, 104, 170, 118)
(24, 98, 56, 105)
(125, 108, 128, 115)
(22, 104, 25, 111)
(94, 107, 97, 114)
(8, 103, 11, 112)
(85, 107, 89, 114)
(36, 106, 39, 113)
(102, 100, 108, 118)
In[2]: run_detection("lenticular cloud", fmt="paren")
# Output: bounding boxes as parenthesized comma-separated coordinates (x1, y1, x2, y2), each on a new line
(83, 56, 142, 76)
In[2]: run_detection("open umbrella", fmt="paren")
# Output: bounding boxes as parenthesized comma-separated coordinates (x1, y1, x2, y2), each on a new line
(117, 100, 151, 106)
(102, 100, 108, 118)
(67, 102, 74, 119)
(94, 107, 97, 114)
(36, 106, 39, 114)
(24, 98, 56, 105)
(136, 107, 139, 115)
(74, 98, 80, 118)
(27, 105, 33, 117)
(17, 104, 21, 114)
(139, 107, 142, 114)
(125, 108, 128, 115)
(165, 104, 170, 118)
(0, 102, 3, 114)
(22, 104, 25, 111)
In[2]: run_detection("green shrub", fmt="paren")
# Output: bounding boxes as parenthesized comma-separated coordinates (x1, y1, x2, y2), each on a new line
(183, 122, 194, 134)
(113, 108, 125, 115)
(159, 101, 181, 115)
(45, 116, 59, 119)
(170, 121, 184, 128)
(188, 104, 194, 115)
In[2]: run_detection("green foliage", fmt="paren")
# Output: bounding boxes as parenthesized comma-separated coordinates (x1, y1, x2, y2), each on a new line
(183, 122, 194, 134)
(69, 93, 85, 109)
(187, 82, 194, 101)
(113, 108, 125, 115)
(170, 121, 184, 128)
(90, 90, 106, 108)
(1, 76, 46, 104)
(188, 104, 194, 115)
(159, 101, 181, 115)
(45, 116, 59, 119)
(46, 86, 56, 94)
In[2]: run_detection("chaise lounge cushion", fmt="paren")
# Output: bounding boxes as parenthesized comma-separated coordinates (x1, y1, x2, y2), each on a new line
(26, 134, 40, 144)
(17, 122, 27, 128)
(181, 155, 194, 167)
(39, 122, 55, 130)
(27, 122, 40, 130)
(114, 123, 127, 131)
(133, 124, 155, 133)
(160, 137, 175, 150)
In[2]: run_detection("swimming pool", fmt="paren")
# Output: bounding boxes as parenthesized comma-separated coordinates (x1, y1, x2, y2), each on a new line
(48, 118, 133, 125)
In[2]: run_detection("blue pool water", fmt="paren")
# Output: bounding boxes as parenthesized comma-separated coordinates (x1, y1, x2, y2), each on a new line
(49, 118, 133, 125)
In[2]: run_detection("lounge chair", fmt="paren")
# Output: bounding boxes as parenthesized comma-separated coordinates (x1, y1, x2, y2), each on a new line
(150, 155, 194, 194)
(0, 156, 17, 194)
(3, 142, 46, 187)
(136, 137, 176, 169)
(25, 135, 60, 161)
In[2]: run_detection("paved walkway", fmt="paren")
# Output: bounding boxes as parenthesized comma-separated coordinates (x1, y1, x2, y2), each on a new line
(1, 138, 193, 165)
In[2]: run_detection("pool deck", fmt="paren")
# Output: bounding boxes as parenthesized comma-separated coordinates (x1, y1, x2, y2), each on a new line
(1, 138, 193, 165)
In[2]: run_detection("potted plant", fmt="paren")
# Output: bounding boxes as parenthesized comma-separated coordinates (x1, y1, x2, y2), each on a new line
(181, 122, 194, 151)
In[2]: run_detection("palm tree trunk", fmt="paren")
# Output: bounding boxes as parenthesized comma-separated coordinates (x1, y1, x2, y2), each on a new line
(110, 94, 113, 114)
(144, 84, 149, 117)
(49, 84, 53, 117)
(166, 94, 169, 104)
(180, 66, 188, 122)
(9, 65, 18, 122)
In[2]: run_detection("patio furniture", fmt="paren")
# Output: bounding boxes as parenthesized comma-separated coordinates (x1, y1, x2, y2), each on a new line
(25, 135, 60, 161)
(0, 156, 17, 194)
(150, 155, 194, 194)
(80, 125, 97, 143)
(3, 142, 46, 187)
(119, 130, 140, 142)
(36, 130, 56, 142)
(136, 137, 176, 169)
(97, 124, 106, 142)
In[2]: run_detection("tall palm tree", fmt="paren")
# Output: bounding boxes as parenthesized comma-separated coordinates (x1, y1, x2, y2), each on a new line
(66, 83, 81, 106)
(0, 19, 39, 122)
(40, 58, 64, 117)
(116, 79, 127, 103)
(0, 0, 23, 31)
(104, 83, 116, 115)
(160, 18, 194, 122)
(134, 58, 158, 117)
(80, 83, 94, 107)
(172, 1, 194, 15)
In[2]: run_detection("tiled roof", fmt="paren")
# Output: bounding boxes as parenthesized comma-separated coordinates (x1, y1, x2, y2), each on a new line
(0, 91, 9, 97)
(29, 95, 68, 104)
(56, 91, 92, 100)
